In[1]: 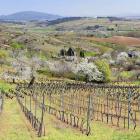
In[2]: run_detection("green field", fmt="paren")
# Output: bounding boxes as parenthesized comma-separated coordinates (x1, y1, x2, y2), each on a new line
(33, 29, 51, 32)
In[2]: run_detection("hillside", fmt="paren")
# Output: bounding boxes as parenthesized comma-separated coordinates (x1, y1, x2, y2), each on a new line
(0, 11, 62, 20)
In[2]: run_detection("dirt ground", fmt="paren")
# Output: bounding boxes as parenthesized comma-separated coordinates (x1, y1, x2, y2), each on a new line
(79, 36, 140, 46)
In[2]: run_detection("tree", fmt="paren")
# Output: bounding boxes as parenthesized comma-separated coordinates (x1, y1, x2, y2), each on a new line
(2, 57, 32, 83)
(60, 49, 67, 56)
(95, 59, 111, 82)
(75, 62, 102, 82)
(98, 46, 108, 55)
(131, 70, 140, 79)
(80, 51, 85, 58)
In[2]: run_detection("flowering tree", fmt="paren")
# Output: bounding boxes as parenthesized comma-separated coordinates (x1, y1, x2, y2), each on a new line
(116, 57, 126, 66)
(1, 57, 32, 83)
(102, 53, 111, 60)
(51, 61, 74, 78)
(75, 62, 102, 81)
(117, 52, 128, 58)
(108, 60, 116, 66)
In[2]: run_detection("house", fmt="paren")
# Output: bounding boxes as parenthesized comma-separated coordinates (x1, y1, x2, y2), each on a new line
(128, 53, 135, 58)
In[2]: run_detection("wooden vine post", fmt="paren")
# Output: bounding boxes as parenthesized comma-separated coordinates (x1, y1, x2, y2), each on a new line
(30, 95, 32, 122)
(63, 95, 64, 122)
(40, 93, 45, 137)
(71, 94, 73, 126)
(87, 94, 91, 136)
(128, 90, 131, 130)
(35, 92, 37, 128)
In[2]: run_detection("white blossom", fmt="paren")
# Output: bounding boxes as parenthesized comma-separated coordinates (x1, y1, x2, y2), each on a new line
(102, 53, 111, 60)
(117, 52, 128, 58)
(108, 60, 116, 66)
(75, 62, 102, 81)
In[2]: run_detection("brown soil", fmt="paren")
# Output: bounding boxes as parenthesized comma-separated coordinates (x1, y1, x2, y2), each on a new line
(79, 36, 140, 46)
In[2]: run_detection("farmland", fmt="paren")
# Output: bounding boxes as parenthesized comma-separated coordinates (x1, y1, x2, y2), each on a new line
(1, 78, 140, 140)
(1, 17, 140, 140)
(79, 36, 140, 46)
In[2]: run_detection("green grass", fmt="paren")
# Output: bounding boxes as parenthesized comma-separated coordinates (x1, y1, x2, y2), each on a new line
(34, 29, 51, 32)
(0, 80, 15, 92)
(121, 71, 131, 79)
(37, 70, 52, 77)
(84, 52, 100, 57)
(129, 81, 140, 84)
(0, 98, 38, 140)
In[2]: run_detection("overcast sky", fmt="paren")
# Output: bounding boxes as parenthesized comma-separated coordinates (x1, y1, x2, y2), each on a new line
(0, 0, 139, 16)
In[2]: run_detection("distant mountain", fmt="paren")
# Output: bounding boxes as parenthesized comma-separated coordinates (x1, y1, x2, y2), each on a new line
(115, 13, 140, 18)
(0, 11, 62, 20)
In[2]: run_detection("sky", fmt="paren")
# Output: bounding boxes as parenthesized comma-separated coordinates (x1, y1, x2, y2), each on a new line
(0, 0, 140, 16)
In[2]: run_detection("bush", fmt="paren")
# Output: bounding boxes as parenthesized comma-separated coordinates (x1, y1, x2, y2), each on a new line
(67, 73, 76, 80)
(98, 46, 108, 55)
(10, 42, 25, 50)
(0, 52, 7, 66)
(37, 70, 52, 77)
(95, 59, 111, 82)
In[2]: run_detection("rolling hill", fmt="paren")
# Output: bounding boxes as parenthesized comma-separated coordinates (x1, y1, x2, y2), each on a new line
(0, 11, 62, 20)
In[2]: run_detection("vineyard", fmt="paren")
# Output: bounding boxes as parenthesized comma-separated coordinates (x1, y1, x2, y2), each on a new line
(1, 78, 140, 139)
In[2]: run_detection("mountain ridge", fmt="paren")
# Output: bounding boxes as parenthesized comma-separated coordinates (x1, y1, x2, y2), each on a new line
(0, 11, 62, 20)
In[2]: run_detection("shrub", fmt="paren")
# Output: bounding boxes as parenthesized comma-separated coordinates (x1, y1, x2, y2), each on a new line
(10, 42, 25, 50)
(98, 46, 108, 55)
(0, 52, 7, 66)
(25, 39, 28, 43)
(67, 73, 76, 80)
(95, 59, 111, 82)
(37, 70, 52, 77)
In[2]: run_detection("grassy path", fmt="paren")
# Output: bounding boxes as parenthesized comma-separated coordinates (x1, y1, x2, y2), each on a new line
(1, 95, 140, 140)
(0, 98, 38, 140)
